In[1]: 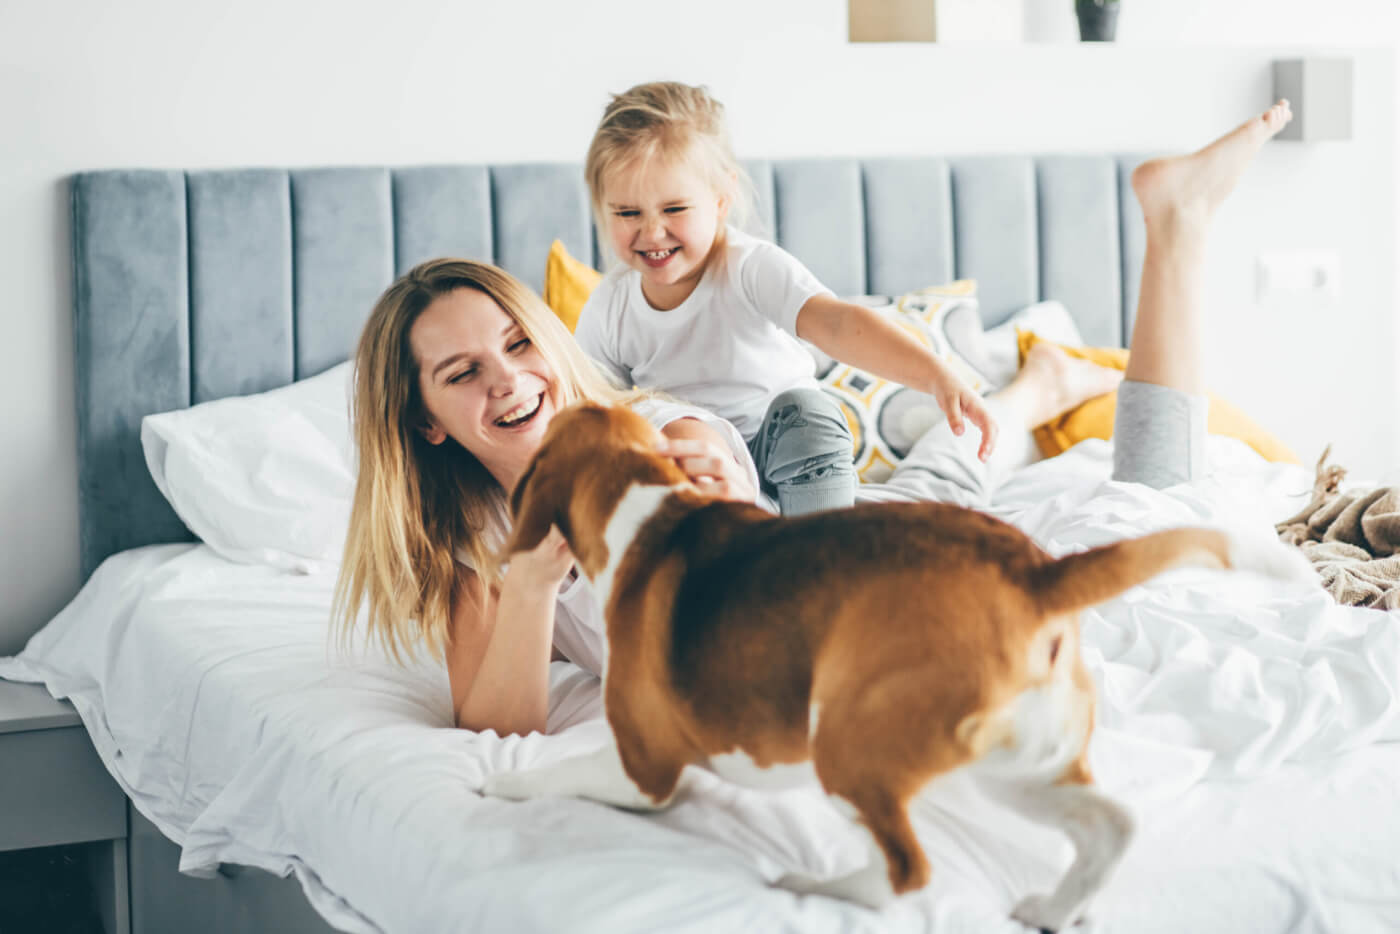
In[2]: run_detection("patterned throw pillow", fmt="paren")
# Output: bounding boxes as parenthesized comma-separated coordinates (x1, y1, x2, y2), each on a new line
(809, 281, 984, 483)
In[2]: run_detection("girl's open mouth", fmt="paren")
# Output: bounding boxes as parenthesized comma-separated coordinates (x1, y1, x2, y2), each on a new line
(639, 247, 679, 268)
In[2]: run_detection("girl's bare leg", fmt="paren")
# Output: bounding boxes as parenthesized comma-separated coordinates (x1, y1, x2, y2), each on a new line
(1126, 100, 1293, 393)
(877, 103, 1295, 503)
(993, 342, 1124, 430)
(1112, 100, 1293, 486)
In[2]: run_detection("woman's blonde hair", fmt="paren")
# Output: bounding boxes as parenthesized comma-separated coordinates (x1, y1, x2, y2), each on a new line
(333, 258, 643, 663)
(584, 81, 759, 258)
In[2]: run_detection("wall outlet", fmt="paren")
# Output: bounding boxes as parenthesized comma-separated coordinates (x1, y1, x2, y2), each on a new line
(1254, 250, 1340, 303)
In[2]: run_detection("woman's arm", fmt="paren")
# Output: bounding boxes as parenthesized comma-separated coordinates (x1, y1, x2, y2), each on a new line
(447, 527, 573, 735)
(796, 293, 998, 461)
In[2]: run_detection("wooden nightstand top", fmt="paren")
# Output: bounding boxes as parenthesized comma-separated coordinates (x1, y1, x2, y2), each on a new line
(0, 679, 82, 734)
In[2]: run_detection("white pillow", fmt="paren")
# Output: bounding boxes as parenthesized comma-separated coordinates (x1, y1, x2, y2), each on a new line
(141, 363, 355, 573)
(930, 299, 1086, 391)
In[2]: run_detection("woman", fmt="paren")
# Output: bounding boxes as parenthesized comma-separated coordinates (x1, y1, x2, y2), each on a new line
(333, 261, 759, 735)
(335, 100, 1293, 736)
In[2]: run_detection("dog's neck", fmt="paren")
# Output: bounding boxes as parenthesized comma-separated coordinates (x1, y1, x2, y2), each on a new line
(586, 482, 682, 612)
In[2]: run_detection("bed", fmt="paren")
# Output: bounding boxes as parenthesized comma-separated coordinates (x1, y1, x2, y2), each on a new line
(3, 155, 1400, 934)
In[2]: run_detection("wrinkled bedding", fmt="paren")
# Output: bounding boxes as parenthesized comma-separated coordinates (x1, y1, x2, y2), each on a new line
(3, 437, 1398, 933)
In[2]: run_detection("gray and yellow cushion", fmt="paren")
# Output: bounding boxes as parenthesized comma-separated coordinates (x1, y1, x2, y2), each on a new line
(808, 281, 985, 483)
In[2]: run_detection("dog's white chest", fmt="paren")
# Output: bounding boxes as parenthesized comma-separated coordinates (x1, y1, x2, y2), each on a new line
(706, 749, 820, 791)
(591, 483, 679, 612)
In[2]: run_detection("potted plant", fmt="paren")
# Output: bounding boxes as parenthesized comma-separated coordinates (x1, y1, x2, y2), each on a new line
(1075, 0, 1120, 42)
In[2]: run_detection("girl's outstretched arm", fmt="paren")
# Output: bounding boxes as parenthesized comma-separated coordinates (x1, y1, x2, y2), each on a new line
(796, 294, 998, 462)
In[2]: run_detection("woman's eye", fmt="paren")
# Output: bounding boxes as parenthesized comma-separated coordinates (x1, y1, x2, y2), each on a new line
(448, 368, 475, 385)
(664, 206, 688, 214)
(614, 210, 639, 219)
(508, 339, 531, 354)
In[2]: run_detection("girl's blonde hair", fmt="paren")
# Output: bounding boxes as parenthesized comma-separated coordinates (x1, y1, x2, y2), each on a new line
(333, 258, 643, 663)
(584, 81, 759, 258)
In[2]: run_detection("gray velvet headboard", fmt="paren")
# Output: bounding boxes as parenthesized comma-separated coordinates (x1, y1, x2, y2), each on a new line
(71, 155, 1147, 576)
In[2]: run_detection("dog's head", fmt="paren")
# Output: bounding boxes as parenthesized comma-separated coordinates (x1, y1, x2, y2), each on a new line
(503, 402, 686, 575)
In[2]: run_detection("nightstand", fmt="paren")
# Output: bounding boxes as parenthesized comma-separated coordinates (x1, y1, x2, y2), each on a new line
(0, 678, 130, 934)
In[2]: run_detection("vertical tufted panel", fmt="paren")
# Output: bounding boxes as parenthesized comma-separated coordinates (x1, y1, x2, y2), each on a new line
(71, 171, 193, 574)
(290, 168, 394, 379)
(862, 158, 955, 295)
(950, 157, 1039, 326)
(188, 170, 294, 402)
(491, 164, 592, 294)
(740, 159, 777, 241)
(392, 165, 494, 275)
(1037, 157, 1122, 347)
(772, 160, 866, 298)
(1118, 155, 1149, 342)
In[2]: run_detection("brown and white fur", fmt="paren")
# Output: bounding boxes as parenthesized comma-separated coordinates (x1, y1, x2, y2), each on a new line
(484, 402, 1313, 930)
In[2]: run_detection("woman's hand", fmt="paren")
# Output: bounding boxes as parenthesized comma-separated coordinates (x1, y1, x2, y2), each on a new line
(655, 436, 755, 503)
(505, 525, 574, 591)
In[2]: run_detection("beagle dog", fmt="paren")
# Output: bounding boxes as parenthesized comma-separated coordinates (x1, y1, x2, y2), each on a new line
(484, 402, 1312, 930)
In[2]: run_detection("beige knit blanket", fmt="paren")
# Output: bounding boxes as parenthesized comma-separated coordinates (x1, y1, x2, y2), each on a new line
(1276, 447, 1400, 611)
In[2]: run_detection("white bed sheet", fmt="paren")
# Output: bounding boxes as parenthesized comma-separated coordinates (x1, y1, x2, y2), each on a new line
(3, 437, 1399, 933)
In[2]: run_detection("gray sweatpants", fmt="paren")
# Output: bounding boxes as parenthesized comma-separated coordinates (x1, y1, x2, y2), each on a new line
(748, 387, 857, 516)
(857, 379, 1208, 509)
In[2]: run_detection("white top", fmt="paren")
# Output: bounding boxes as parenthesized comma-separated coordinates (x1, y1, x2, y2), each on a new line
(456, 399, 761, 677)
(574, 227, 831, 441)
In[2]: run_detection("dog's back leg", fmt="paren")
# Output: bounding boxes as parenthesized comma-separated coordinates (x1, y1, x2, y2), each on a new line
(776, 785, 913, 909)
(977, 753, 1134, 932)
(788, 699, 971, 908)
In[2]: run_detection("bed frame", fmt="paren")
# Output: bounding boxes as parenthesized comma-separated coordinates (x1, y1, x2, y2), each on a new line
(69, 154, 1147, 933)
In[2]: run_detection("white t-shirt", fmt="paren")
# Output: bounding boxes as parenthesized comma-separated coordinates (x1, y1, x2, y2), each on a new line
(455, 399, 762, 678)
(574, 227, 832, 441)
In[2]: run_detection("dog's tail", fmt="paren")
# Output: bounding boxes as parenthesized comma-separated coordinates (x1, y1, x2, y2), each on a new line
(1033, 526, 1314, 616)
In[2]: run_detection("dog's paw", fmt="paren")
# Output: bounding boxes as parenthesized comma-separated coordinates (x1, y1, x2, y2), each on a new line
(779, 859, 897, 911)
(1011, 893, 1080, 933)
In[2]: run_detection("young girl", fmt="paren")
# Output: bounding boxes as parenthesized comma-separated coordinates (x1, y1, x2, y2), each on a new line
(575, 81, 997, 516)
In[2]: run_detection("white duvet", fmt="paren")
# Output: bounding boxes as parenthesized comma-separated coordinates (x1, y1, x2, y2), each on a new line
(4, 438, 1400, 934)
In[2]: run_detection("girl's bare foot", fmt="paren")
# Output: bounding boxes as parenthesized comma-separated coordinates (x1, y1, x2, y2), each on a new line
(995, 342, 1125, 429)
(1131, 100, 1293, 235)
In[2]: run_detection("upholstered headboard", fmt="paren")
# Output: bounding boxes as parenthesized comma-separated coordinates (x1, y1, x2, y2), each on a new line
(71, 155, 1147, 575)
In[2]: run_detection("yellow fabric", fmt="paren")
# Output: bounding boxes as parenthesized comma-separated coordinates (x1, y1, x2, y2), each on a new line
(1017, 330, 1299, 465)
(542, 240, 602, 332)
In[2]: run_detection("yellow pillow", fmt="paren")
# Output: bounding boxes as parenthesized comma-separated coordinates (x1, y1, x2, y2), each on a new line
(542, 240, 602, 332)
(1017, 329, 1299, 465)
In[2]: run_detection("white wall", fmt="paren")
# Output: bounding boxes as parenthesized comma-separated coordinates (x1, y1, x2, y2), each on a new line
(1, 0, 1396, 651)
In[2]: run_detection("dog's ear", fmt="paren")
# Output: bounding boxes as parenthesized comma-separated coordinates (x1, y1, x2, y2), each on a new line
(508, 454, 540, 520)
(503, 453, 559, 556)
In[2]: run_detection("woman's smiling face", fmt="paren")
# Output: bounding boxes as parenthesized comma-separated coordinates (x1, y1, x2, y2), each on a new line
(410, 287, 561, 489)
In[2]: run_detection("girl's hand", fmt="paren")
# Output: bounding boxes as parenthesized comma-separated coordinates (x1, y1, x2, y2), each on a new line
(655, 437, 755, 502)
(506, 525, 574, 591)
(932, 368, 999, 462)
